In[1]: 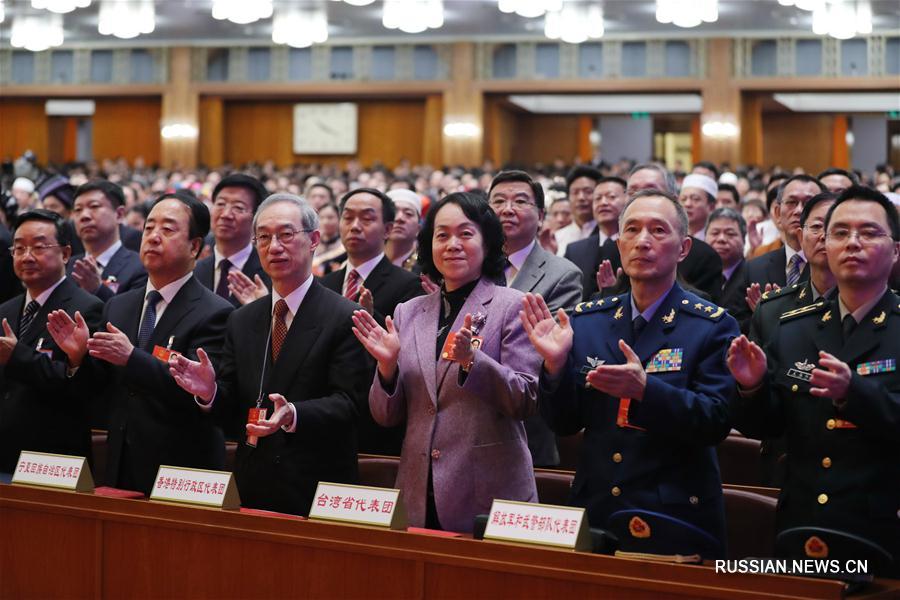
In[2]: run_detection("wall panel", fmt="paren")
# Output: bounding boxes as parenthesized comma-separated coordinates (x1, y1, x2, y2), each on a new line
(223, 99, 426, 168)
(512, 114, 581, 166)
(92, 97, 161, 165)
(762, 113, 833, 173)
(0, 99, 49, 162)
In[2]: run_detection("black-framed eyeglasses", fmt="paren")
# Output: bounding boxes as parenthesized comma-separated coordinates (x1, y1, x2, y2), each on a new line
(252, 229, 313, 248)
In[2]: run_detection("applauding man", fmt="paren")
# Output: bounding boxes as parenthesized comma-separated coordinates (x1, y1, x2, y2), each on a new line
(521, 190, 738, 557)
(728, 187, 899, 576)
(169, 194, 368, 516)
(47, 192, 233, 494)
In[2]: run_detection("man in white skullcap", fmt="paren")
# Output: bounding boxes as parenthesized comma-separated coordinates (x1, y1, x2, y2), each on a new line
(385, 188, 422, 272)
(678, 174, 719, 242)
(11, 177, 37, 217)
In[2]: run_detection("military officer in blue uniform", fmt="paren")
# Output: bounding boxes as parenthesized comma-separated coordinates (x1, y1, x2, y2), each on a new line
(522, 189, 739, 557)
(728, 186, 900, 576)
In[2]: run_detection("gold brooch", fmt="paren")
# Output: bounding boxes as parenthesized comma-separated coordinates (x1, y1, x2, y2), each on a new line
(798, 287, 807, 300)
(613, 306, 624, 320)
(661, 308, 675, 324)
(822, 310, 832, 323)
(873, 311, 886, 325)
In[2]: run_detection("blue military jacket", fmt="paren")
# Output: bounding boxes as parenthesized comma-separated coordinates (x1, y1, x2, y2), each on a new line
(541, 283, 738, 552)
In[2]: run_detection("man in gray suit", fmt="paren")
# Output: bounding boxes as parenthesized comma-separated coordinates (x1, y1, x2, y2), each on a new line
(489, 170, 582, 467)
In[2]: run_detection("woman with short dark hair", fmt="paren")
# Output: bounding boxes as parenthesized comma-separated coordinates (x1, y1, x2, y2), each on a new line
(352, 192, 541, 532)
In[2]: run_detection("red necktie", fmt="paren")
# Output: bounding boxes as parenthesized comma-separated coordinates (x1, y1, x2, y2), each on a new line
(271, 299, 289, 362)
(343, 269, 361, 301)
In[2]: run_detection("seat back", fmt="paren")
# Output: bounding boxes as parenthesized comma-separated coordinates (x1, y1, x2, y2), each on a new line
(717, 434, 762, 487)
(534, 469, 574, 506)
(358, 454, 400, 488)
(723, 488, 777, 559)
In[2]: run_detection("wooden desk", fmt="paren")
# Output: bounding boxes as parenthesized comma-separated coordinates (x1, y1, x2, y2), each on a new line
(1, 484, 896, 599)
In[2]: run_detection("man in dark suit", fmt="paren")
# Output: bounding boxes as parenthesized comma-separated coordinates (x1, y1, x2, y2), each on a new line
(68, 180, 147, 302)
(169, 194, 368, 516)
(385, 189, 421, 273)
(743, 175, 825, 291)
(579, 164, 724, 301)
(0, 222, 17, 303)
(705, 207, 751, 332)
(488, 170, 582, 468)
(523, 190, 738, 558)
(728, 187, 900, 576)
(46, 192, 233, 494)
(565, 176, 628, 300)
(0, 210, 103, 473)
(193, 174, 271, 307)
(321, 187, 422, 455)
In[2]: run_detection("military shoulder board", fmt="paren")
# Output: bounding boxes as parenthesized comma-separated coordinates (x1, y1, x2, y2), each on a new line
(779, 301, 826, 322)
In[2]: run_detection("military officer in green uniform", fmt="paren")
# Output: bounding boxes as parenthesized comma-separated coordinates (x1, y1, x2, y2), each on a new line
(522, 189, 739, 558)
(749, 191, 838, 486)
(728, 186, 900, 576)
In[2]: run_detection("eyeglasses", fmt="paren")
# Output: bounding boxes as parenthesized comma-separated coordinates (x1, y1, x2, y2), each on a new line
(9, 244, 63, 257)
(804, 223, 825, 236)
(213, 200, 251, 215)
(253, 229, 313, 248)
(826, 227, 891, 244)
(489, 198, 536, 211)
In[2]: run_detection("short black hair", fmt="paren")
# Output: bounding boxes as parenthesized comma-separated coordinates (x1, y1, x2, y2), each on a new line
(816, 167, 860, 186)
(317, 202, 340, 217)
(799, 191, 838, 227)
(152, 190, 211, 258)
(825, 185, 900, 241)
(15, 208, 71, 246)
(776, 174, 826, 203)
(308, 182, 336, 202)
(212, 173, 268, 212)
(766, 173, 790, 211)
(693, 161, 720, 180)
(488, 170, 545, 212)
(707, 206, 746, 239)
(596, 176, 627, 190)
(717, 183, 740, 206)
(339, 187, 395, 223)
(417, 192, 505, 283)
(391, 179, 415, 192)
(565, 165, 602, 191)
(73, 179, 125, 209)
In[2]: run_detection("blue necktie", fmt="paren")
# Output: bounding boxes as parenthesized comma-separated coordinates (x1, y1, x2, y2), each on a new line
(18, 300, 40, 337)
(136, 290, 163, 349)
(786, 254, 804, 287)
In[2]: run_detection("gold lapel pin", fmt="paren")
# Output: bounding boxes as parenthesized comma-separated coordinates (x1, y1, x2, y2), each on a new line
(873, 311, 886, 325)
(821, 310, 832, 323)
(613, 306, 624, 320)
(661, 308, 675, 324)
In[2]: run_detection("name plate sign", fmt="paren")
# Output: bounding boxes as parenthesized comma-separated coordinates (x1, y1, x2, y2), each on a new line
(12, 451, 94, 492)
(309, 482, 407, 530)
(150, 465, 240, 509)
(484, 499, 590, 551)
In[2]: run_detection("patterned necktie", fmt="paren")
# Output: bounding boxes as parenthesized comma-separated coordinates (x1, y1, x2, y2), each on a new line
(343, 269, 361, 301)
(633, 315, 648, 342)
(215, 258, 232, 299)
(271, 299, 289, 362)
(136, 290, 163, 349)
(786, 253, 804, 287)
(18, 300, 40, 337)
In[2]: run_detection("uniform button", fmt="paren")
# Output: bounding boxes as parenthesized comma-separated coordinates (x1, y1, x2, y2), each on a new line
(427, 406, 436, 415)
(817, 493, 828, 505)
(826, 419, 836, 430)
(821, 457, 832, 468)
(612, 452, 623, 463)
(431, 449, 441, 460)
(611, 486, 621, 497)
(689, 496, 699, 505)
(274, 455, 280, 464)
(791, 384, 799, 393)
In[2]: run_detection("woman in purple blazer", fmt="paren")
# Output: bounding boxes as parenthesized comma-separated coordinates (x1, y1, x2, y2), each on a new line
(352, 192, 541, 533)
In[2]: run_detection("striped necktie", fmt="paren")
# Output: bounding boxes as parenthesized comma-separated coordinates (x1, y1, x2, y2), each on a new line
(18, 300, 40, 337)
(343, 269, 361, 301)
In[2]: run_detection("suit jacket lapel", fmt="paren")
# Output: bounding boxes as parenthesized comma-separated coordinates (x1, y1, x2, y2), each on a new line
(267, 282, 326, 392)
(768, 247, 787, 287)
(19, 280, 75, 346)
(101, 246, 125, 279)
(513, 244, 544, 293)
(436, 278, 493, 394)
(835, 291, 893, 366)
(194, 257, 214, 290)
(603, 296, 632, 357)
(242, 249, 262, 279)
(149, 277, 201, 349)
(632, 286, 681, 366)
(362, 256, 391, 297)
(414, 292, 440, 404)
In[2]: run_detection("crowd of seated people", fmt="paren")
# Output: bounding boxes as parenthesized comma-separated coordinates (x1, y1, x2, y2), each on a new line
(1, 152, 898, 576)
